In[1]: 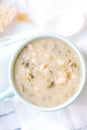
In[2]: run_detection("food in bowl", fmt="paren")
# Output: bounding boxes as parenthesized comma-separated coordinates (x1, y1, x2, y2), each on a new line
(14, 37, 81, 107)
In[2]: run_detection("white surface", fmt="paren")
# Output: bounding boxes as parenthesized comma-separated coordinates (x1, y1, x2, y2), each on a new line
(0, 20, 87, 130)
(0, 0, 87, 130)
(41, 9, 84, 37)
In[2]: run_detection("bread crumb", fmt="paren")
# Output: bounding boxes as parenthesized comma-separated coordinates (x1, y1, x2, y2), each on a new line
(16, 12, 30, 22)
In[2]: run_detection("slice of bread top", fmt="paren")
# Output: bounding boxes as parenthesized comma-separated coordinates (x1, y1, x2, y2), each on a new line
(0, 4, 17, 32)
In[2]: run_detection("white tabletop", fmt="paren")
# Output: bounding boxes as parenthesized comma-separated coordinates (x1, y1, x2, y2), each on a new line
(0, 1, 87, 130)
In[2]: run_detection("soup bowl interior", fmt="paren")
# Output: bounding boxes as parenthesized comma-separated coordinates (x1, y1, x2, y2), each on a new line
(10, 33, 86, 111)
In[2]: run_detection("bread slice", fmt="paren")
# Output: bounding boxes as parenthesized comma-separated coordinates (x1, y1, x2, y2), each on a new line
(0, 4, 17, 32)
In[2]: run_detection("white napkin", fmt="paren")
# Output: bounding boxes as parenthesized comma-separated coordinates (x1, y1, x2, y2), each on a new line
(0, 0, 87, 130)
(0, 80, 87, 130)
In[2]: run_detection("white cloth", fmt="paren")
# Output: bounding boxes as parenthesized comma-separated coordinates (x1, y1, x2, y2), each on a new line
(0, 0, 87, 130)
(0, 23, 87, 130)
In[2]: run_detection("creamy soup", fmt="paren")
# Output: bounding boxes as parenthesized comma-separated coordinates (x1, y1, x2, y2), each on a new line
(14, 37, 81, 107)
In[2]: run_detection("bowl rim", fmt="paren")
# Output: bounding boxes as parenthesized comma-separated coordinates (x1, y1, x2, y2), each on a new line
(9, 33, 86, 111)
